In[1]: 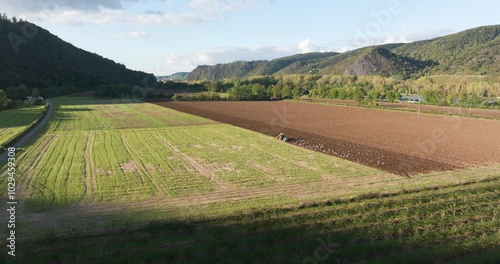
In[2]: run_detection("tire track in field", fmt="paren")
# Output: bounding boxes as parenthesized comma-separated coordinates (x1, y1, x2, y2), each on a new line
(50, 132, 75, 199)
(17, 134, 58, 198)
(129, 130, 176, 196)
(153, 132, 236, 191)
(118, 133, 168, 196)
(83, 134, 97, 200)
(64, 132, 81, 200)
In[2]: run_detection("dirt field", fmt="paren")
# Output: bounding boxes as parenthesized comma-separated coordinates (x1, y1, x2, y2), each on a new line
(154, 101, 500, 175)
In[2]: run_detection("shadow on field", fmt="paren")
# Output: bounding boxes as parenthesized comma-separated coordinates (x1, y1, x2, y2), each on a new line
(55, 96, 147, 106)
(57, 108, 95, 112)
(6, 175, 500, 264)
(0, 111, 45, 129)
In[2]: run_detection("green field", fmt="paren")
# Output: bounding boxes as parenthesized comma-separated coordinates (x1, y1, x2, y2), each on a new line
(1, 97, 499, 263)
(9, 97, 379, 209)
(0, 105, 46, 147)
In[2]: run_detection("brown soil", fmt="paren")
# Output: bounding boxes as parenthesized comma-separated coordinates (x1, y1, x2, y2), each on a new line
(153, 101, 500, 175)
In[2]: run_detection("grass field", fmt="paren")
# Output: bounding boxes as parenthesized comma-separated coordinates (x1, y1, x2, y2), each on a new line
(0, 97, 498, 263)
(0, 105, 46, 147)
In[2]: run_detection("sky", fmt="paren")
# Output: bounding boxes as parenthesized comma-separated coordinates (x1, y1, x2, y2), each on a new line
(2, 0, 499, 76)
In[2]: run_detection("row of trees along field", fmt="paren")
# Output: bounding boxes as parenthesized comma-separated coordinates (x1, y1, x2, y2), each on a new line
(168, 75, 499, 108)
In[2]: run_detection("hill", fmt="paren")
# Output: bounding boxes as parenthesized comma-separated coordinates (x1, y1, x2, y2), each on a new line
(157, 72, 189, 81)
(186, 25, 500, 81)
(0, 18, 156, 99)
(393, 25, 500, 75)
(277, 45, 432, 77)
(185, 52, 338, 81)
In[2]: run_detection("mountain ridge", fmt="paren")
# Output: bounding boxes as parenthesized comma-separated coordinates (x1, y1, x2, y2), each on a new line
(186, 25, 500, 81)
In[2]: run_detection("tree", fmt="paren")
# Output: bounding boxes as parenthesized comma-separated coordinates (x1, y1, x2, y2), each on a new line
(367, 89, 380, 100)
(353, 88, 365, 103)
(394, 91, 401, 102)
(329, 88, 339, 99)
(385, 91, 395, 103)
(0, 89, 8, 109)
(251, 84, 268, 100)
(207, 80, 222, 93)
(338, 89, 347, 100)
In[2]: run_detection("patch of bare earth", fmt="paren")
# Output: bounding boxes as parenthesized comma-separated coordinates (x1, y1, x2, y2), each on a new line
(121, 161, 139, 173)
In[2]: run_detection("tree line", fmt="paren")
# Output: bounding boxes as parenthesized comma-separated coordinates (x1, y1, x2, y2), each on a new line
(164, 75, 499, 109)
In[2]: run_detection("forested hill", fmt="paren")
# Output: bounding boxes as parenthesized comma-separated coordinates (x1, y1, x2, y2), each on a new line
(186, 52, 339, 81)
(0, 18, 156, 99)
(392, 25, 500, 75)
(186, 25, 500, 81)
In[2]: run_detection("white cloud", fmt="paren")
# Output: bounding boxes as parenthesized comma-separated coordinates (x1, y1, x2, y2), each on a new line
(383, 35, 409, 44)
(1, 0, 127, 13)
(297, 38, 338, 54)
(114, 31, 151, 38)
(298, 38, 314, 53)
(5, 0, 251, 26)
(31, 9, 129, 26)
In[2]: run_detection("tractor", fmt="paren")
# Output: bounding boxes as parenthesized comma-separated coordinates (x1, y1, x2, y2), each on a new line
(277, 132, 287, 142)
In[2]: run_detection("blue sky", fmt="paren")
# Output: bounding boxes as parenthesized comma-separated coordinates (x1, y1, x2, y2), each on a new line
(3, 0, 499, 75)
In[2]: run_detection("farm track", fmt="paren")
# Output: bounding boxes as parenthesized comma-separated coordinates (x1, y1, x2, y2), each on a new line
(153, 102, 466, 175)
(0, 101, 53, 164)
